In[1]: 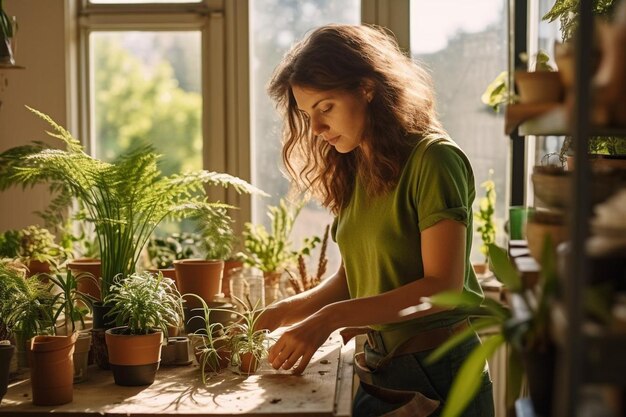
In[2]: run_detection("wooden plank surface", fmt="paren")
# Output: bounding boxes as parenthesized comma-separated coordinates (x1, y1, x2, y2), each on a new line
(0, 331, 353, 417)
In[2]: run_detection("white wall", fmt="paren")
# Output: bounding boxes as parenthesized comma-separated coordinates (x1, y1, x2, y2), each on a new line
(0, 0, 68, 231)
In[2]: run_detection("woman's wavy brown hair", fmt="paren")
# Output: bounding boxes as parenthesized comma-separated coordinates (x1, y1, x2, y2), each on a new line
(268, 24, 444, 214)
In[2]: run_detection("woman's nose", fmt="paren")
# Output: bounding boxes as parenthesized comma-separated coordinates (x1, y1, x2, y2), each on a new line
(311, 117, 328, 137)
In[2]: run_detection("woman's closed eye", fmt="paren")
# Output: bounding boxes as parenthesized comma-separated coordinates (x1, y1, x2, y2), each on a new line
(320, 105, 333, 114)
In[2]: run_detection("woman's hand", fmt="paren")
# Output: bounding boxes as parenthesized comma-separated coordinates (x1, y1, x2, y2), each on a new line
(254, 302, 287, 333)
(267, 307, 334, 375)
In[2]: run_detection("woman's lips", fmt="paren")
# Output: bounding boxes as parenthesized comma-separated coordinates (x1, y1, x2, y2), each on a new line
(326, 135, 340, 145)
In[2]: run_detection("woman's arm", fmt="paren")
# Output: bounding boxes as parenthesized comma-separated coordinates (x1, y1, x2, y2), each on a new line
(268, 219, 467, 374)
(255, 263, 350, 332)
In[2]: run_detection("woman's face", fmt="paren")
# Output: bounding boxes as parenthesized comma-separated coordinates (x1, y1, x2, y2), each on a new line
(291, 84, 370, 154)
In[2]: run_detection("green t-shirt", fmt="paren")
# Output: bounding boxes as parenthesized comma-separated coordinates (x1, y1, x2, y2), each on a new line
(332, 134, 484, 351)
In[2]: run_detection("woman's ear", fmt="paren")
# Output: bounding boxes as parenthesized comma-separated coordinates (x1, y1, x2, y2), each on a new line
(360, 78, 375, 102)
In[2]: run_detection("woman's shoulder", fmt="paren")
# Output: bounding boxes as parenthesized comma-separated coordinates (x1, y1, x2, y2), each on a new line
(409, 133, 465, 166)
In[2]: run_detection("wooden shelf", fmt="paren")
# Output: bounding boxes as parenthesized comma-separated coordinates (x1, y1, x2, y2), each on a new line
(0, 64, 25, 70)
(505, 103, 563, 135)
(506, 103, 626, 137)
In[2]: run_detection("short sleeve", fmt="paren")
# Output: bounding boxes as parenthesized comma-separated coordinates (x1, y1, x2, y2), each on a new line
(415, 142, 472, 231)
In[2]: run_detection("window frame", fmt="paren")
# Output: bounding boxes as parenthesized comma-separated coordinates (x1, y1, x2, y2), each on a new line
(76, 0, 252, 229)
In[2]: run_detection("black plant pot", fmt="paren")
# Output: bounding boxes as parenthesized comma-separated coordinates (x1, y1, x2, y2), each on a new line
(0, 344, 15, 402)
(522, 343, 556, 417)
(91, 328, 110, 370)
(92, 302, 117, 330)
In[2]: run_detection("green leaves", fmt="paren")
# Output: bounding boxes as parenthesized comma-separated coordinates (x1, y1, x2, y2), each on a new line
(488, 243, 522, 292)
(441, 334, 505, 417)
(239, 198, 320, 274)
(0, 108, 265, 298)
(104, 271, 183, 335)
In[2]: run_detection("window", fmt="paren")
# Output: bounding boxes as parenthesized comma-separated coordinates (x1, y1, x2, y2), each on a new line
(79, 1, 212, 235)
(249, 0, 360, 274)
(410, 0, 509, 262)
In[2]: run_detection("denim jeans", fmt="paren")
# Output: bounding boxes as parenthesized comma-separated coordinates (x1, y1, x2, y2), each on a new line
(352, 332, 494, 417)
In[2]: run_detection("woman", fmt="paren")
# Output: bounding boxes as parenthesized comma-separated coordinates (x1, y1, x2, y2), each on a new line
(258, 24, 494, 417)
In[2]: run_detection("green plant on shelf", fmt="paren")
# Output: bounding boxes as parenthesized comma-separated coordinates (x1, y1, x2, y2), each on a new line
(481, 50, 554, 113)
(474, 170, 496, 264)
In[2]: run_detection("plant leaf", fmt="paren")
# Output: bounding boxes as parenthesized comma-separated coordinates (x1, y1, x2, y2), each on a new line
(441, 334, 505, 417)
(488, 244, 522, 292)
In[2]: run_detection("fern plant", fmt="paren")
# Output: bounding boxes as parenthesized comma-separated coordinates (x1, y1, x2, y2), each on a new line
(0, 107, 264, 298)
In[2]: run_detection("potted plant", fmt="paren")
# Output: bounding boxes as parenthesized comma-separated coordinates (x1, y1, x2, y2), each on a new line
(103, 271, 183, 386)
(223, 296, 271, 375)
(286, 224, 329, 294)
(514, 50, 563, 104)
(0, 0, 15, 66)
(0, 225, 69, 277)
(185, 294, 232, 382)
(0, 261, 54, 369)
(17, 225, 69, 276)
(0, 107, 263, 315)
(47, 269, 97, 382)
(196, 204, 244, 298)
(238, 198, 320, 305)
(543, 0, 626, 158)
(423, 242, 559, 417)
(147, 231, 203, 289)
(473, 170, 496, 276)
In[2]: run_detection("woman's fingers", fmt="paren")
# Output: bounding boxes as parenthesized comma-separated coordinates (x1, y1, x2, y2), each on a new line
(292, 350, 315, 375)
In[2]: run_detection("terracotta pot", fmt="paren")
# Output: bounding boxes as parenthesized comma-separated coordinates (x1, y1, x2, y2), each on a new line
(105, 326, 163, 386)
(73, 332, 92, 383)
(29, 333, 78, 406)
(68, 258, 102, 300)
(194, 342, 230, 373)
(27, 260, 51, 279)
(0, 343, 14, 402)
(526, 218, 568, 265)
(148, 268, 178, 290)
(515, 71, 564, 104)
(238, 352, 259, 375)
(174, 259, 224, 309)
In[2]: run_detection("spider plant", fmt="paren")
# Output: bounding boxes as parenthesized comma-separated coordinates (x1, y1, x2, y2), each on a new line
(48, 269, 97, 334)
(104, 271, 183, 336)
(225, 295, 271, 374)
(185, 293, 231, 382)
(0, 107, 265, 299)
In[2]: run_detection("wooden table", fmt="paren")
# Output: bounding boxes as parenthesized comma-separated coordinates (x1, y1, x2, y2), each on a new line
(0, 331, 354, 416)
